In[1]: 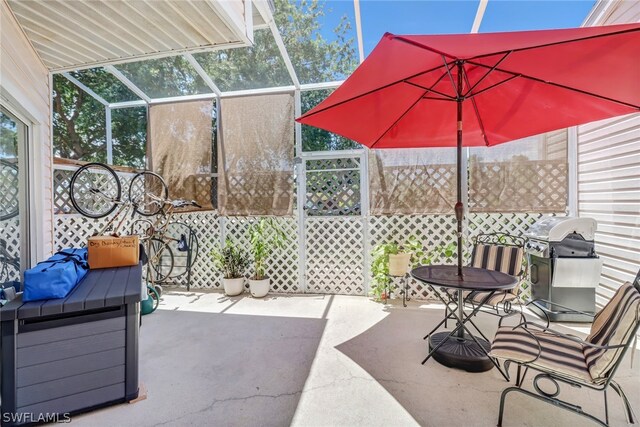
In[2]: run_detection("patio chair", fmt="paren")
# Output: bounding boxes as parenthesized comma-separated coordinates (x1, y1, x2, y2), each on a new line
(490, 269, 640, 427)
(442, 233, 526, 328)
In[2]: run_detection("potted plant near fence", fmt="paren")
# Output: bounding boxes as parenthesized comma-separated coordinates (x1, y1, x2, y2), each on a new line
(370, 236, 424, 302)
(247, 218, 287, 298)
(211, 238, 250, 296)
(370, 239, 457, 302)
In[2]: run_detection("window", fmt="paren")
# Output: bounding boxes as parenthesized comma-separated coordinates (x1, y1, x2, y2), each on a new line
(0, 106, 30, 286)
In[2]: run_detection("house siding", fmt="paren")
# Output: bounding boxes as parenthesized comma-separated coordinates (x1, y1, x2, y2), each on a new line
(1, 0, 53, 260)
(579, 0, 640, 307)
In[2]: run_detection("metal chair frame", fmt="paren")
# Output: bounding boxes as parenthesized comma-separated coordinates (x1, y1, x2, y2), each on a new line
(495, 289, 640, 427)
(443, 232, 527, 327)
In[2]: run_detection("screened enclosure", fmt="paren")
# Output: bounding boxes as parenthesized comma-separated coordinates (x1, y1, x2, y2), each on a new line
(50, 0, 570, 298)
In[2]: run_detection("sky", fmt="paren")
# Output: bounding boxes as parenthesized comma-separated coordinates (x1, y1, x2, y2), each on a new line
(313, 0, 597, 57)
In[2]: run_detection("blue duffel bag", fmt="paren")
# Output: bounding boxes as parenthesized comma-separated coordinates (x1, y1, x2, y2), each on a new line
(23, 248, 89, 302)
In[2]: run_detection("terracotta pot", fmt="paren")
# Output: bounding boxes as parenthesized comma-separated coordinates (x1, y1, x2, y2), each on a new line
(223, 277, 244, 296)
(388, 253, 411, 277)
(248, 278, 270, 298)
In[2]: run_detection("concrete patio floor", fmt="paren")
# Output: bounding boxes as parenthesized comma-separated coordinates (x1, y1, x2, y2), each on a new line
(72, 290, 640, 427)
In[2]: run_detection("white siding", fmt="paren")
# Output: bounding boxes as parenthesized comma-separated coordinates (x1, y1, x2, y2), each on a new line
(1, 0, 53, 260)
(579, 0, 640, 307)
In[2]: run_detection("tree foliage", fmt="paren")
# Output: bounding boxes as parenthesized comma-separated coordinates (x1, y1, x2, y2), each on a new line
(53, 71, 146, 168)
(52, 0, 359, 168)
(0, 111, 19, 158)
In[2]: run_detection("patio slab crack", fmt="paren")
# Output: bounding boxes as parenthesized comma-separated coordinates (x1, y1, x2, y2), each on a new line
(154, 389, 304, 426)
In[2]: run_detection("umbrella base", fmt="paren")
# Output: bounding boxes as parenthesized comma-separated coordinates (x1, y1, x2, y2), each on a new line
(428, 332, 493, 372)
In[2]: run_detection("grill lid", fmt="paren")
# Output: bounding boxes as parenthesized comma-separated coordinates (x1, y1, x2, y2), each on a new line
(524, 216, 597, 242)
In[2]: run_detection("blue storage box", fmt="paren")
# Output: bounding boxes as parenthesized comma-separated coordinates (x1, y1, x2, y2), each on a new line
(23, 248, 89, 302)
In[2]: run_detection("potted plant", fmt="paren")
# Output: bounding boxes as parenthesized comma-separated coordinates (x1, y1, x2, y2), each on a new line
(211, 238, 250, 296)
(370, 236, 424, 301)
(247, 218, 287, 298)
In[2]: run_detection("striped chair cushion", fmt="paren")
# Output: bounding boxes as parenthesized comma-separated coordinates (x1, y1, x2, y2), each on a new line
(490, 326, 592, 382)
(584, 282, 640, 382)
(468, 290, 518, 306)
(471, 244, 524, 277)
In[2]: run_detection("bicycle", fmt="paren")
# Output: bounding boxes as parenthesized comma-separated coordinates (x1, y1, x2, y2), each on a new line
(0, 159, 20, 221)
(69, 162, 168, 221)
(131, 198, 200, 283)
(69, 162, 199, 284)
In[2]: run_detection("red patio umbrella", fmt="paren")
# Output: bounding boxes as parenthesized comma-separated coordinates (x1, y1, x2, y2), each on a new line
(297, 24, 640, 276)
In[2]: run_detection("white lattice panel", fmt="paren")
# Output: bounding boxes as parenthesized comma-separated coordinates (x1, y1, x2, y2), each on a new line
(0, 160, 20, 220)
(369, 215, 459, 299)
(305, 158, 361, 217)
(52, 166, 553, 299)
(167, 211, 222, 289)
(305, 217, 364, 295)
(224, 216, 300, 293)
(367, 212, 547, 301)
(0, 216, 21, 260)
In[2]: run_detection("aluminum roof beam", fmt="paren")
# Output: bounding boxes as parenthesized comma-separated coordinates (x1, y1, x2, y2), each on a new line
(104, 65, 151, 103)
(184, 53, 222, 97)
(61, 72, 109, 106)
(253, 0, 300, 89)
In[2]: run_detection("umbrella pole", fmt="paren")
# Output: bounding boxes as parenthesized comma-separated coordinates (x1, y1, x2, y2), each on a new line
(455, 61, 464, 278)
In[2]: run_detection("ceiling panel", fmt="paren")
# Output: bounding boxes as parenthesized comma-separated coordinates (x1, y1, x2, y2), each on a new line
(6, 0, 253, 71)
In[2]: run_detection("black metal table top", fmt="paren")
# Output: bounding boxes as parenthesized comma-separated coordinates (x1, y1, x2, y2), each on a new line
(0, 263, 143, 321)
(411, 265, 517, 291)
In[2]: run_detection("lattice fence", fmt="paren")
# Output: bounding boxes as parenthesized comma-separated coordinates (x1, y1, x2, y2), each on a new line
(52, 164, 554, 300)
(0, 216, 21, 276)
(305, 217, 365, 294)
(224, 216, 300, 293)
(469, 161, 568, 213)
(0, 159, 20, 220)
(366, 212, 545, 300)
(369, 214, 458, 299)
(305, 158, 361, 217)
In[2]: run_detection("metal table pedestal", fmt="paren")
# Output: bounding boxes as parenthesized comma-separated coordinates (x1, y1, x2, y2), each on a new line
(411, 265, 518, 378)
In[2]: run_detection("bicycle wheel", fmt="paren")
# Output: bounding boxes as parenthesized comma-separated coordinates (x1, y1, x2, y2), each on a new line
(129, 171, 168, 217)
(165, 222, 199, 278)
(0, 159, 20, 221)
(70, 163, 121, 218)
(147, 238, 174, 282)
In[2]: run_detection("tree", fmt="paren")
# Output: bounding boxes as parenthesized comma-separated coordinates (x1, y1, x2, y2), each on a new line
(0, 111, 19, 158)
(53, 70, 147, 168)
(194, 0, 359, 151)
(52, 0, 359, 167)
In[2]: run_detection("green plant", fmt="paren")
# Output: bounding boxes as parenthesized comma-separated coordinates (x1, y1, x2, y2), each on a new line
(247, 218, 288, 280)
(370, 239, 457, 301)
(211, 238, 250, 279)
(370, 236, 424, 301)
(416, 242, 457, 266)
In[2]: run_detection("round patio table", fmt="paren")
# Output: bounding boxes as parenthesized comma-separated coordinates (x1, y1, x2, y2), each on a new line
(411, 265, 517, 378)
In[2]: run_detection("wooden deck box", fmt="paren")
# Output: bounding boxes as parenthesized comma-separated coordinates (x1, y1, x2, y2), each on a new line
(0, 264, 142, 426)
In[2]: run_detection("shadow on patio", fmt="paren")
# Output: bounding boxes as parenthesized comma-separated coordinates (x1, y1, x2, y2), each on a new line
(335, 305, 640, 427)
(74, 307, 327, 427)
